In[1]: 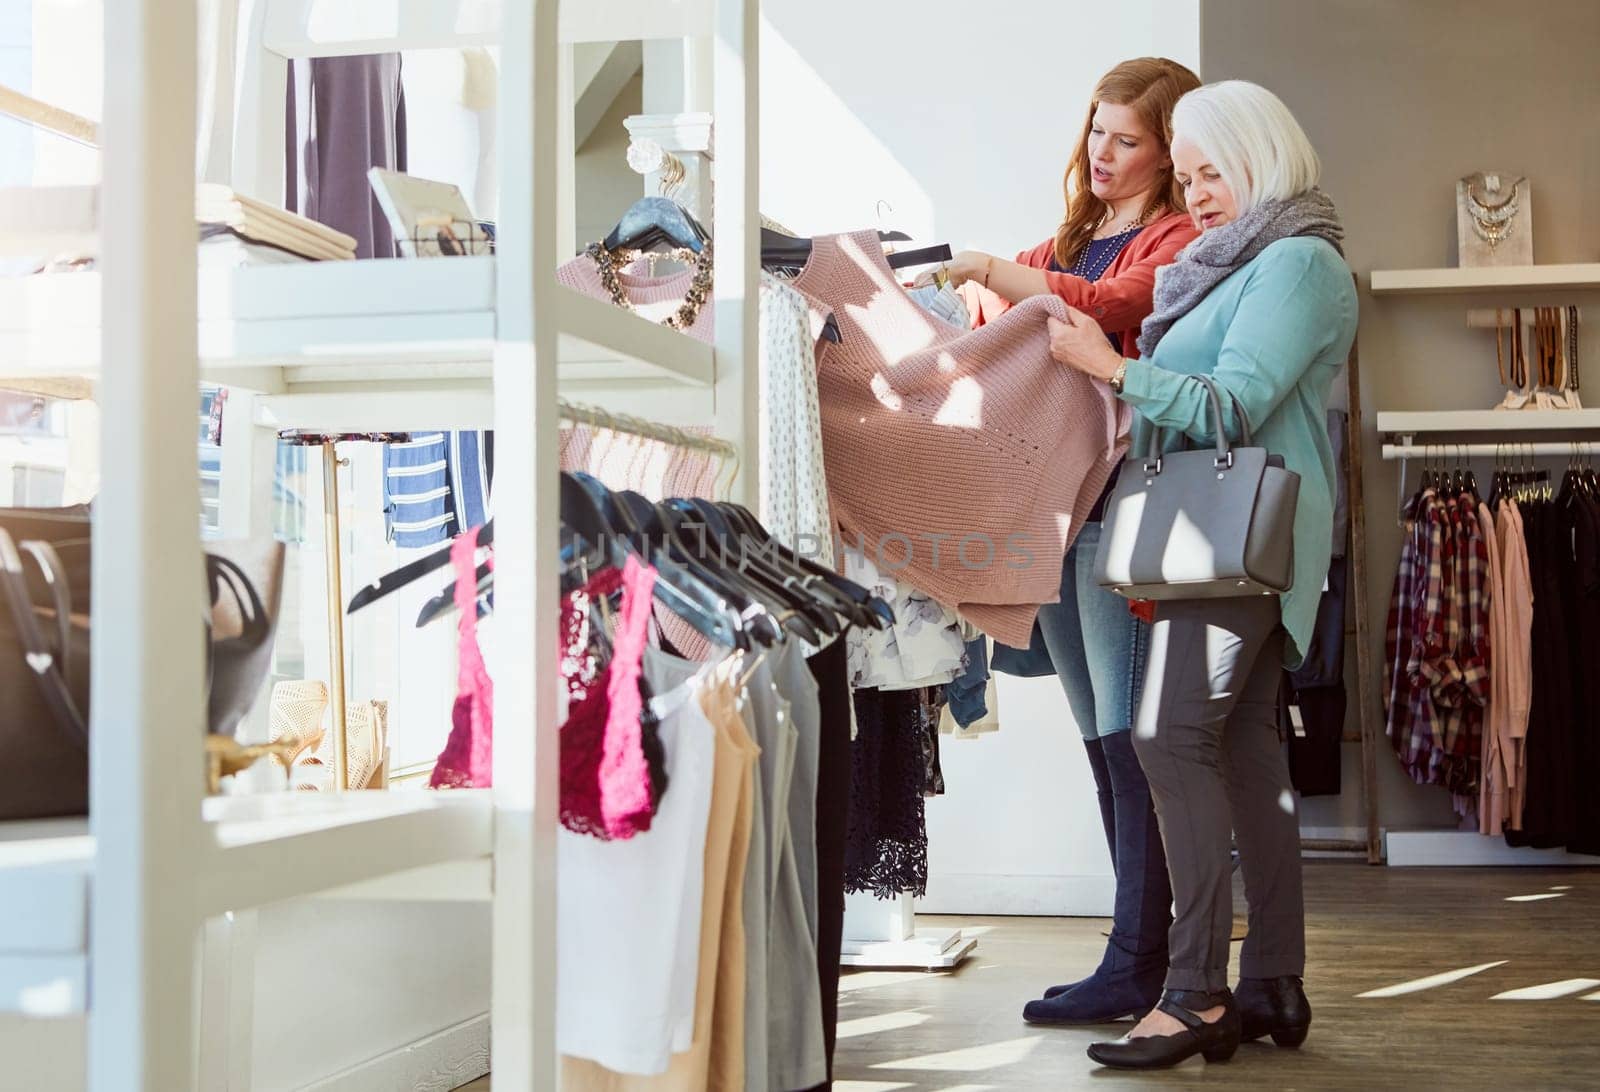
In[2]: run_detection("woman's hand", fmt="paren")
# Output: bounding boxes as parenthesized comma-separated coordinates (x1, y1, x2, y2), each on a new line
(945, 249, 995, 288)
(1047, 308, 1124, 383)
(911, 250, 994, 289)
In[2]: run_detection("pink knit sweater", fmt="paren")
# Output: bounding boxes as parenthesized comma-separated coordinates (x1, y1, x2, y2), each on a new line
(556, 253, 717, 342)
(794, 231, 1130, 646)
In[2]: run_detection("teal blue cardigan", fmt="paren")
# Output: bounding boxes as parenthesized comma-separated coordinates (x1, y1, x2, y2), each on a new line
(1116, 236, 1359, 668)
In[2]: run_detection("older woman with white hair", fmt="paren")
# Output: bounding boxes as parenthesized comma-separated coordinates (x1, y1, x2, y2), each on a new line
(1047, 79, 1358, 1070)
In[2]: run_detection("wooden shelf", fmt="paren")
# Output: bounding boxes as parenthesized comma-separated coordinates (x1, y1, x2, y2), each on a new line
(1376, 409, 1600, 434)
(1369, 263, 1600, 296)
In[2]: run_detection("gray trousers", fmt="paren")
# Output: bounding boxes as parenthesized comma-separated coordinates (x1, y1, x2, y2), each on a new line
(1132, 595, 1306, 993)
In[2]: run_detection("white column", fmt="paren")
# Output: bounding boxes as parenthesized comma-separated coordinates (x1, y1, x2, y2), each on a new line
(491, 0, 561, 1088)
(712, 0, 760, 509)
(92, 0, 206, 1087)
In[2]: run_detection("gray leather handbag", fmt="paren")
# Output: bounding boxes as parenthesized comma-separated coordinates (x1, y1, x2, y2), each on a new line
(1095, 374, 1298, 600)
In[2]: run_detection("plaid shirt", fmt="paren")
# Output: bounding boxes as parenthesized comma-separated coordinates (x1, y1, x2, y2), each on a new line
(1422, 495, 1465, 776)
(1386, 489, 1441, 779)
(1439, 492, 1491, 799)
(1385, 487, 1494, 795)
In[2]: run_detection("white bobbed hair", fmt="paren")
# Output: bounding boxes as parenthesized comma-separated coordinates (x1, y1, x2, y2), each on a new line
(1171, 80, 1320, 211)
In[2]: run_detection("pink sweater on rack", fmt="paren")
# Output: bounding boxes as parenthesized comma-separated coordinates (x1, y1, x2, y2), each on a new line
(794, 231, 1130, 646)
(557, 253, 717, 342)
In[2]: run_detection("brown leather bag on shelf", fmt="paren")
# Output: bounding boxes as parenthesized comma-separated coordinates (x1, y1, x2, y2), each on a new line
(0, 506, 91, 821)
(0, 507, 285, 821)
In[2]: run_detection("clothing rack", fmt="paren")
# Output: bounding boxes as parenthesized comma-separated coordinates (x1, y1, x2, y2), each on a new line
(0, 83, 100, 147)
(559, 398, 738, 459)
(1384, 440, 1596, 460)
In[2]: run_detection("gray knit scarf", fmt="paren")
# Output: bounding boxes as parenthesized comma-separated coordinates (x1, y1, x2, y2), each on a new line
(1136, 186, 1345, 359)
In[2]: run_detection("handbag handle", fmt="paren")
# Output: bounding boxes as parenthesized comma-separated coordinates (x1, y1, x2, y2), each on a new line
(207, 554, 271, 642)
(18, 539, 74, 690)
(0, 528, 88, 746)
(1142, 374, 1254, 473)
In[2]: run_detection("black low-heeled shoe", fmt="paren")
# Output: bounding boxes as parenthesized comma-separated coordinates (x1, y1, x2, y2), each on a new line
(1085, 988, 1241, 1070)
(1236, 975, 1311, 1047)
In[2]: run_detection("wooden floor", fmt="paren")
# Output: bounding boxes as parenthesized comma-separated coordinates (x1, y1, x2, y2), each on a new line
(467, 862, 1600, 1090)
(833, 862, 1600, 1090)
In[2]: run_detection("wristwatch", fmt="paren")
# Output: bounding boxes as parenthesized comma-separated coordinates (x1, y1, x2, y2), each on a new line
(1109, 359, 1128, 394)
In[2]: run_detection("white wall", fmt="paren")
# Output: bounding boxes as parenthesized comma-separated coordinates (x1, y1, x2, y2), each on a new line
(574, 70, 645, 250)
(760, 0, 1202, 915)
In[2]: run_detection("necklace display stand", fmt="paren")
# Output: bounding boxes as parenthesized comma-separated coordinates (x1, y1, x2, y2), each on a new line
(1457, 171, 1533, 267)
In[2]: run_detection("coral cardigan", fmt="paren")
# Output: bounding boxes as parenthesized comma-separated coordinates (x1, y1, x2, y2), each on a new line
(960, 211, 1198, 357)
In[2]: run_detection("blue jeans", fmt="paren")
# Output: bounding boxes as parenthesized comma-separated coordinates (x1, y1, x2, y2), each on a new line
(993, 521, 1150, 740)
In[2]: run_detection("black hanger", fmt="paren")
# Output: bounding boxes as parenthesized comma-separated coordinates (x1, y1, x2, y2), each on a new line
(759, 226, 909, 266)
(559, 475, 754, 648)
(723, 502, 894, 630)
(708, 501, 886, 632)
(672, 498, 840, 640)
(883, 243, 954, 270)
(405, 480, 604, 628)
(655, 497, 821, 645)
(602, 196, 710, 254)
(415, 568, 494, 628)
(348, 519, 494, 614)
(621, 489, 786, 648)
(759, 229, 948, 273)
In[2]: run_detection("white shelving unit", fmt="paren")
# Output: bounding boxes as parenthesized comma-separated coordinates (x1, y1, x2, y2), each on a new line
(1376, 410, 1600, 460)
(1374, 278, 1600, 869)
(1370, 263, 1600, 295)
(0, 0, 761, 1087)
(1376, 409, 1600, 434)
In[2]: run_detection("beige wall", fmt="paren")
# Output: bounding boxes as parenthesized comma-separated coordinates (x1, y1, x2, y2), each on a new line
(574, 70, 645, 253)
(1201, 0, 1600, 832)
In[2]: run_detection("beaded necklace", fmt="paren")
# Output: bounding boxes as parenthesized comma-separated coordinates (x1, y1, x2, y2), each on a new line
(586, 241, 714, 331)
(1068, 223, 1144, 280)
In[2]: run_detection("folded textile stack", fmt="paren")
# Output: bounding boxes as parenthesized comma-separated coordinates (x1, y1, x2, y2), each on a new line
(195, 184, 358, 263)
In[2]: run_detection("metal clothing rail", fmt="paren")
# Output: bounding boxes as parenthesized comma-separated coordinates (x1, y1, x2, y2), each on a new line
(558, 398, 737, 459)
(1382, 441, 1598, 460)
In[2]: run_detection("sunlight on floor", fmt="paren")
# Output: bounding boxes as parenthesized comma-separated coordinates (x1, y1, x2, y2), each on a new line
(1505, 892, 1566, 902)
(1490, 978, 1600, 1000)
(840, 971, 939, 994)
(835, 1082, 914, 1092)
(837, 1010, 931, 1039)
(872, 1035, 1041, 1072)
(1357, 960, 1507, 998)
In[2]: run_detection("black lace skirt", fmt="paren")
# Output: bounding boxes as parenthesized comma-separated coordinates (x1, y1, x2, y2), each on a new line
(843, 687, 936, 898)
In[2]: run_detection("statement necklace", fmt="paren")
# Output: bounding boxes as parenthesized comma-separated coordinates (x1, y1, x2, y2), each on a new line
(587, 241, 714, 331)
(1464, 174, 1523, 249)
